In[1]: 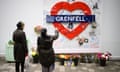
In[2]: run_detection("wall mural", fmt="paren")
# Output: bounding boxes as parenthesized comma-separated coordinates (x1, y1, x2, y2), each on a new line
(43, 0, 101, 53)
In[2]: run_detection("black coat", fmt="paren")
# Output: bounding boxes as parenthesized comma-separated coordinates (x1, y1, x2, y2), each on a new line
(13, 29, 28, 62)
(37, 34, 58, 67)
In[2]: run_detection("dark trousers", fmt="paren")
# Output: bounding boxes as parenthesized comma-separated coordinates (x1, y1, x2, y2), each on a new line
(15, 61, 25, 72)
(42, 64, 54, 72)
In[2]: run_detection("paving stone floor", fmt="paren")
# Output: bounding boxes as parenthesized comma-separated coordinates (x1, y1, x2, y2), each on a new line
(0, 58, 120, 72)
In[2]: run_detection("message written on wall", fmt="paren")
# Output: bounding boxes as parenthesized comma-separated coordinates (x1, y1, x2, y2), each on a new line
(43, 0, 101, 53)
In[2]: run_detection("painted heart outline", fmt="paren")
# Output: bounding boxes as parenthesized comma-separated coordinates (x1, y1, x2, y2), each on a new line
(50, 1, 91, 40)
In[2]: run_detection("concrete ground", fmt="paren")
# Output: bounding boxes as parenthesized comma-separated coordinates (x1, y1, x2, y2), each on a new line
(0, 58, 120, 72)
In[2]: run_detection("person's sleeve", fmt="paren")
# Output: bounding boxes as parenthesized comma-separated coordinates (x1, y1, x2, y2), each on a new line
(12, 32, 16, 59)
(52, 30, 59, 40)
(37, 37, 40, 54)
(23, 32, 28, 55)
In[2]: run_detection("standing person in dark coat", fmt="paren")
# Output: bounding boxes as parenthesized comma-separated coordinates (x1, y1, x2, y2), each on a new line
(37, 28, 59, 72)
(13, 21, 28, 72)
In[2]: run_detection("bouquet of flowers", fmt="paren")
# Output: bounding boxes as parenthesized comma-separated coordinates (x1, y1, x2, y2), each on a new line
(97, 51, 112, 61)
(97, 51, 112, 66)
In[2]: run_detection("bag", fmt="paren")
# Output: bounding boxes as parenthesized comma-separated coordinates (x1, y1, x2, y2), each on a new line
(25, 56, 30, 72)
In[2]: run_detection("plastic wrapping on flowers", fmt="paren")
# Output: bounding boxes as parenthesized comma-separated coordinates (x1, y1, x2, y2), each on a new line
(96, 51, 112, 64)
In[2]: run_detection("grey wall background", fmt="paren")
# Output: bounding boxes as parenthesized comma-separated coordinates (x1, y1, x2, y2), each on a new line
(0, 0, 120, 57)
(0, 0, 43, 55)
(101, 0, 120, 57)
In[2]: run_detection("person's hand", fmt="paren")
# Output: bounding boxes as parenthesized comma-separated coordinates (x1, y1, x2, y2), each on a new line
(55, 28, 59, 34)
(55, 30, 58, 33)
(51, 29, 59, 40)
